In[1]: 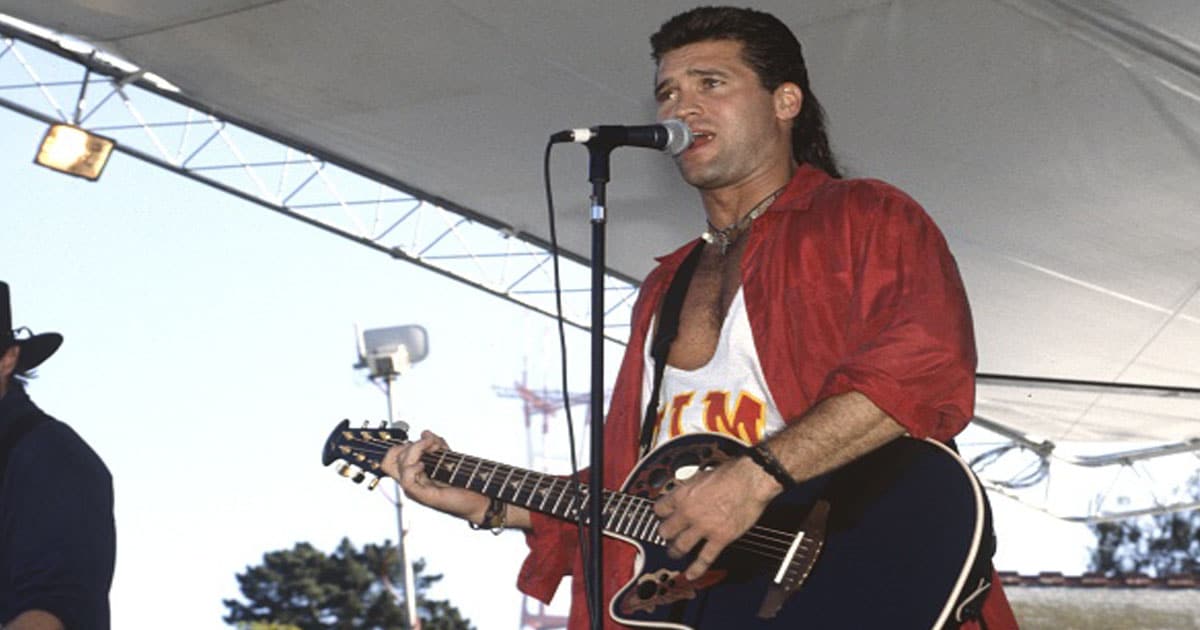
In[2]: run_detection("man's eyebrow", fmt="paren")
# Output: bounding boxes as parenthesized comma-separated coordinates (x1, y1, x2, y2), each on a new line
(687, 67, 729, 78)
(654, 67, 731, 93)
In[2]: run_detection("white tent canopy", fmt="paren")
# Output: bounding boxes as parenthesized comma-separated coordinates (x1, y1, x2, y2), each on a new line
(2, 0, 1197, 454)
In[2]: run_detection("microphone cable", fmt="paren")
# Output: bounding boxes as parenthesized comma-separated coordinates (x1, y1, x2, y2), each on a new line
(542, 138, 601, 629)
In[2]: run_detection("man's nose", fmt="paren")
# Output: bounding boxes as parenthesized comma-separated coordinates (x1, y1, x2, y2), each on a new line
(673, 90, 702, 120)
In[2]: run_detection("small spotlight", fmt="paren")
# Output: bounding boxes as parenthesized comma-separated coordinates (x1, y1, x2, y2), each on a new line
(34, 124, 116, 181)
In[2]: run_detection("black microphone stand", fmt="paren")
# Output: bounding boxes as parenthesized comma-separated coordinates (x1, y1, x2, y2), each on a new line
(584, 138, 616, 630)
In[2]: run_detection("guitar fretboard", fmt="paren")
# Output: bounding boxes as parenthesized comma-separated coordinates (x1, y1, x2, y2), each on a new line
(422, 450, 666, 545)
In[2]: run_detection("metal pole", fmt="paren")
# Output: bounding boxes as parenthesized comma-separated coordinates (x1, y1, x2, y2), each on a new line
(585, 151, 611, 630)
(385, 376, 421, 630)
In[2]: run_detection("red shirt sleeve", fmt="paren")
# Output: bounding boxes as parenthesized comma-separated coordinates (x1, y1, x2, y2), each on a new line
(816, 182, 977, 440)
(517, 509, 578, 603)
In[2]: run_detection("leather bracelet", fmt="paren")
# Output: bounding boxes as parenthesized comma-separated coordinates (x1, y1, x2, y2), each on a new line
(746, 442, 798, 489)
(468, 496, 507, 535)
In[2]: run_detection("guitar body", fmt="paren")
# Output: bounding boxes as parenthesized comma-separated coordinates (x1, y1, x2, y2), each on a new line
(609, 434, 985, 629)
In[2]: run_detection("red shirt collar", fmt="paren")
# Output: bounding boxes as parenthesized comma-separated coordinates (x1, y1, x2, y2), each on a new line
(652, 163, 833, 267)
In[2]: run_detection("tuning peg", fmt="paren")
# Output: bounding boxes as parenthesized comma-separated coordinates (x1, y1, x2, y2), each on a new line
(338, 463, 353, 477)
(368, 477, 381, 490)
(352, 471, 366, 484)
(378, 420, 387, 428)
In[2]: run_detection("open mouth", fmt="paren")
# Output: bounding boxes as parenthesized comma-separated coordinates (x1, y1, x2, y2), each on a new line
(687, 130, 714, 150)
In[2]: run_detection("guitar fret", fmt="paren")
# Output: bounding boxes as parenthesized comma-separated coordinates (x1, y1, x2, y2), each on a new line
(649, 507, 666, 544)
(576, 489, 589, 524)
(515, 470, 533, 506)
(563, 481, 581, 520)
(629, 498, 646, 539)
(463, 457, 484, 491)
(448, 454, 467, 485)
(500, 466, 518, 504)
(606, 492, 623, 533)
(564, 488, 580, 522)
(535, 476, 555, 512)
(476, 461, 497, 496)
(548, 478, 568, 518)
(612, 493, 634, 536)
(430, 451, 451, 483)
(602, 491, 620, 530)
(526, 475, 544, 510)
(631, 497, 649, 538)
(647, 504, 664, 544)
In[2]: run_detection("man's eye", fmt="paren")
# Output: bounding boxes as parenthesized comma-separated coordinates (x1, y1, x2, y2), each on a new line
(655, 90, 677, 103)
(702, 78, 722, 89)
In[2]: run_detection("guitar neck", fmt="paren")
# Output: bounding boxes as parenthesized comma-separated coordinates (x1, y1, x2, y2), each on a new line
(421, 450, 660, 543)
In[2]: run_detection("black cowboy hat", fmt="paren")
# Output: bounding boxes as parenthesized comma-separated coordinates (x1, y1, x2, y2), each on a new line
(1, 281, 63, 372)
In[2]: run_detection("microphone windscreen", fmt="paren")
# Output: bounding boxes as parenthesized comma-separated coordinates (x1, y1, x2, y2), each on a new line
(661, 119, 694, 156)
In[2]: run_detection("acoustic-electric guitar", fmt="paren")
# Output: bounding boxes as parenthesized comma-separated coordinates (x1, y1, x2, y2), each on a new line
(323, 420, 988, 629)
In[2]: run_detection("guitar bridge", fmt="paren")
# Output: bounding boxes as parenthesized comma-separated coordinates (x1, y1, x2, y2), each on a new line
(757, 499, 830, 619)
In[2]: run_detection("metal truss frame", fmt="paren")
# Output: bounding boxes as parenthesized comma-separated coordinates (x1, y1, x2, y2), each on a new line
(967, 375, 1200, 523)
(0, 16, 638, 344)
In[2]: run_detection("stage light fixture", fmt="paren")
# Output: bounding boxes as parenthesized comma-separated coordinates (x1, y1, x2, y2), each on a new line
(34, 124, 115, 181)
(355, 324, 429, 379)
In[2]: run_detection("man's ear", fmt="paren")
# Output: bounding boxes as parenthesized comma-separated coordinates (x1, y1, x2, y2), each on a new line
(774, 82, 803, 122)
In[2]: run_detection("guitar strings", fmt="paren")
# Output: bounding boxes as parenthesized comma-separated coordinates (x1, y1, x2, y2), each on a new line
(337, 435, 817, 566)
(342, 437, 813, 563)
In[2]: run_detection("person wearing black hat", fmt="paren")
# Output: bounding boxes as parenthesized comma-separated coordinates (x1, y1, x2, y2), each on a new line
(0, 281, 115, 630)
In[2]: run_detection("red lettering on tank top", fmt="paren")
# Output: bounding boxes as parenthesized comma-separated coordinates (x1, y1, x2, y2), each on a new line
(701, 391, 765, 443)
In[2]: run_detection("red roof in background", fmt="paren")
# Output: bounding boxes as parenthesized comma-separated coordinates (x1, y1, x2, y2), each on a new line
(1001, 572, 1200, 588)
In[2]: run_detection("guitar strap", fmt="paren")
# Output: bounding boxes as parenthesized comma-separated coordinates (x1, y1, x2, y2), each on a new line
(638, 241, 705, 459)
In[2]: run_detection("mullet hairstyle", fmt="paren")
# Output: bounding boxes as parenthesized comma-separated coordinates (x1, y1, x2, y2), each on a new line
(650, 6, 842, 178)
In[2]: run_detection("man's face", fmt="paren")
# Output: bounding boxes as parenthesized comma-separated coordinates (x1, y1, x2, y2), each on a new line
(654, 39, 796, 191)
(0, 345, 17, 399)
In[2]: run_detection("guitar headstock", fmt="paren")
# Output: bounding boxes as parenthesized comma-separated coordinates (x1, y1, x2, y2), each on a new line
(322, 419, 410, 489)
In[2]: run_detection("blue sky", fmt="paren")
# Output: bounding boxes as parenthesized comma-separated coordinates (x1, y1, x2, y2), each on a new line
(0, 75, 1103, 629)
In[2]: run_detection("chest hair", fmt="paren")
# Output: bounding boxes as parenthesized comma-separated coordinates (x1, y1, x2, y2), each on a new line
(667, 240, 747, 370)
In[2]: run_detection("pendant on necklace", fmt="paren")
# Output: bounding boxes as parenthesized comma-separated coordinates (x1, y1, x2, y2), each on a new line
(700, 187, 785, 255)
(701, 223, 740, 255)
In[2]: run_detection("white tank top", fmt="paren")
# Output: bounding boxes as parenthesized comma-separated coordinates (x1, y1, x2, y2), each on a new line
(643, 288, 785, 448)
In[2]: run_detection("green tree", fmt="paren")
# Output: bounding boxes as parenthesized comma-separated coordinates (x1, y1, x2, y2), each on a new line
(1089, 472, 1200, 576)
(223, 538, 474, 630)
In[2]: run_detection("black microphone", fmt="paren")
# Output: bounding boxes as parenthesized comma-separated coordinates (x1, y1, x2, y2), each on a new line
(550, 118, 693, 156)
